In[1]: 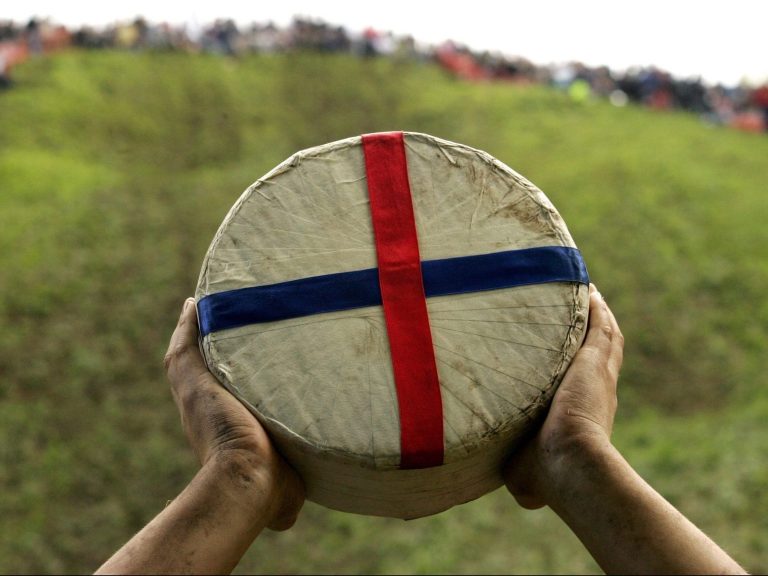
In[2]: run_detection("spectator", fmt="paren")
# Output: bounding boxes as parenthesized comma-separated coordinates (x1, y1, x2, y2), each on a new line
(2, 14, 765, 135)
(752, 84, 768, 131)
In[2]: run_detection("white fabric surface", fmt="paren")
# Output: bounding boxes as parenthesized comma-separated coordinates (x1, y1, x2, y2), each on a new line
(196, 133, 589, 518)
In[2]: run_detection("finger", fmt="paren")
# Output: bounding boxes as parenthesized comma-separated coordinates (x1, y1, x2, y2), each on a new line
(601, 298, 625, 379)
(164, 298, 209, 385)
(591, 283, 621, 339)
(588, 284, 624, 377)
(582, 284, 616, 354)
(570, 286, 623, 399)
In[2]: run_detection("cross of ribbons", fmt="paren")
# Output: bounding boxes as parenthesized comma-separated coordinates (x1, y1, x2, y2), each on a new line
(197, 132, 589, 469)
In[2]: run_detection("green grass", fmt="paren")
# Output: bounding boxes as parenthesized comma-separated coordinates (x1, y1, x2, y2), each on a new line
(1, 50, 767, 574)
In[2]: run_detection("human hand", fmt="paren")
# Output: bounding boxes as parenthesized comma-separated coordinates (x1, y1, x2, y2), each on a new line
(504, 284, 623, 509)
(164, 298, 305, 530)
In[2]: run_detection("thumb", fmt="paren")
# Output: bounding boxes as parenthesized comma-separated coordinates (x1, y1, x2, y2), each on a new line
(503, 442, 547, 510)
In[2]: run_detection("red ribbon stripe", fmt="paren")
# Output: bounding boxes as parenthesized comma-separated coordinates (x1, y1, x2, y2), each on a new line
(362, 132, 444, 469)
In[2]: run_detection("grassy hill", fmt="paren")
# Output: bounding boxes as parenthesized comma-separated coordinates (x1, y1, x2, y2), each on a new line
(1, 50, 767, 574)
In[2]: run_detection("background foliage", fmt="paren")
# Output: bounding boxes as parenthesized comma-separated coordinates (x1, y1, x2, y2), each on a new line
(1, 51, 767, 574)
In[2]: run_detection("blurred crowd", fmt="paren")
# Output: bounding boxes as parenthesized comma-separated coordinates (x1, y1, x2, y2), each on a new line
(2, 16, 767, 133)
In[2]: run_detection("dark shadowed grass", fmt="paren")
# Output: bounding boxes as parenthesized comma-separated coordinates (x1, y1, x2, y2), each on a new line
(0, 50, 767, 574)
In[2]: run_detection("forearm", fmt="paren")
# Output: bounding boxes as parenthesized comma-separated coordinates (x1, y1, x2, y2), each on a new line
(548, 441, 745, 575)
(96, 452, 274, 575)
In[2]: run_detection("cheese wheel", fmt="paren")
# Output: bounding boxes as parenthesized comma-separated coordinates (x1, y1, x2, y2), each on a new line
(195, 132, 589, 519)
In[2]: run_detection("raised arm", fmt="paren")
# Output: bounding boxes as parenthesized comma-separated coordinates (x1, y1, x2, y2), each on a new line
(504, 285, 746, 575)
(96, 298, 304, 575)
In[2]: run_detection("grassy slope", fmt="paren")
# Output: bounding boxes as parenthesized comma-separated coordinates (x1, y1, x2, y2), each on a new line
(0, 51, 767, 574)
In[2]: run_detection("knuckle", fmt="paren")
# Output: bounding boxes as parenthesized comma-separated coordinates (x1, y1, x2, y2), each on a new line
(163, 351, 175, 373)
(597, 362, 613, 383)
(180, 386, 201, 413)
(163, 343, 189, 374)
(578, 345, 601, 364)
(174, 385, 208, 424)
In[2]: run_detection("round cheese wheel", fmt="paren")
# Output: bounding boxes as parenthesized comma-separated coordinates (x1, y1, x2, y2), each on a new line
(195, 132, 589, 519)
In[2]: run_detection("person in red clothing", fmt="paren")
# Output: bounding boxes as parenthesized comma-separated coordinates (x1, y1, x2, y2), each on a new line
(96, 285, 745, 575)
(752, 84, 768, 131)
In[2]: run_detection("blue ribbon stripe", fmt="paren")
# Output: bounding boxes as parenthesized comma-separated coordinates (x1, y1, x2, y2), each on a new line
(197, 246, 589, 337)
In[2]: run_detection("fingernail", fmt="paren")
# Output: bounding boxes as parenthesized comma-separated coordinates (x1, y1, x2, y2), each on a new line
(183, 298, 194, 313)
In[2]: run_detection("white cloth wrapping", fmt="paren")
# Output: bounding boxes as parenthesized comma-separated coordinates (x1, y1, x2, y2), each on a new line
(196, 133, 589, 518)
